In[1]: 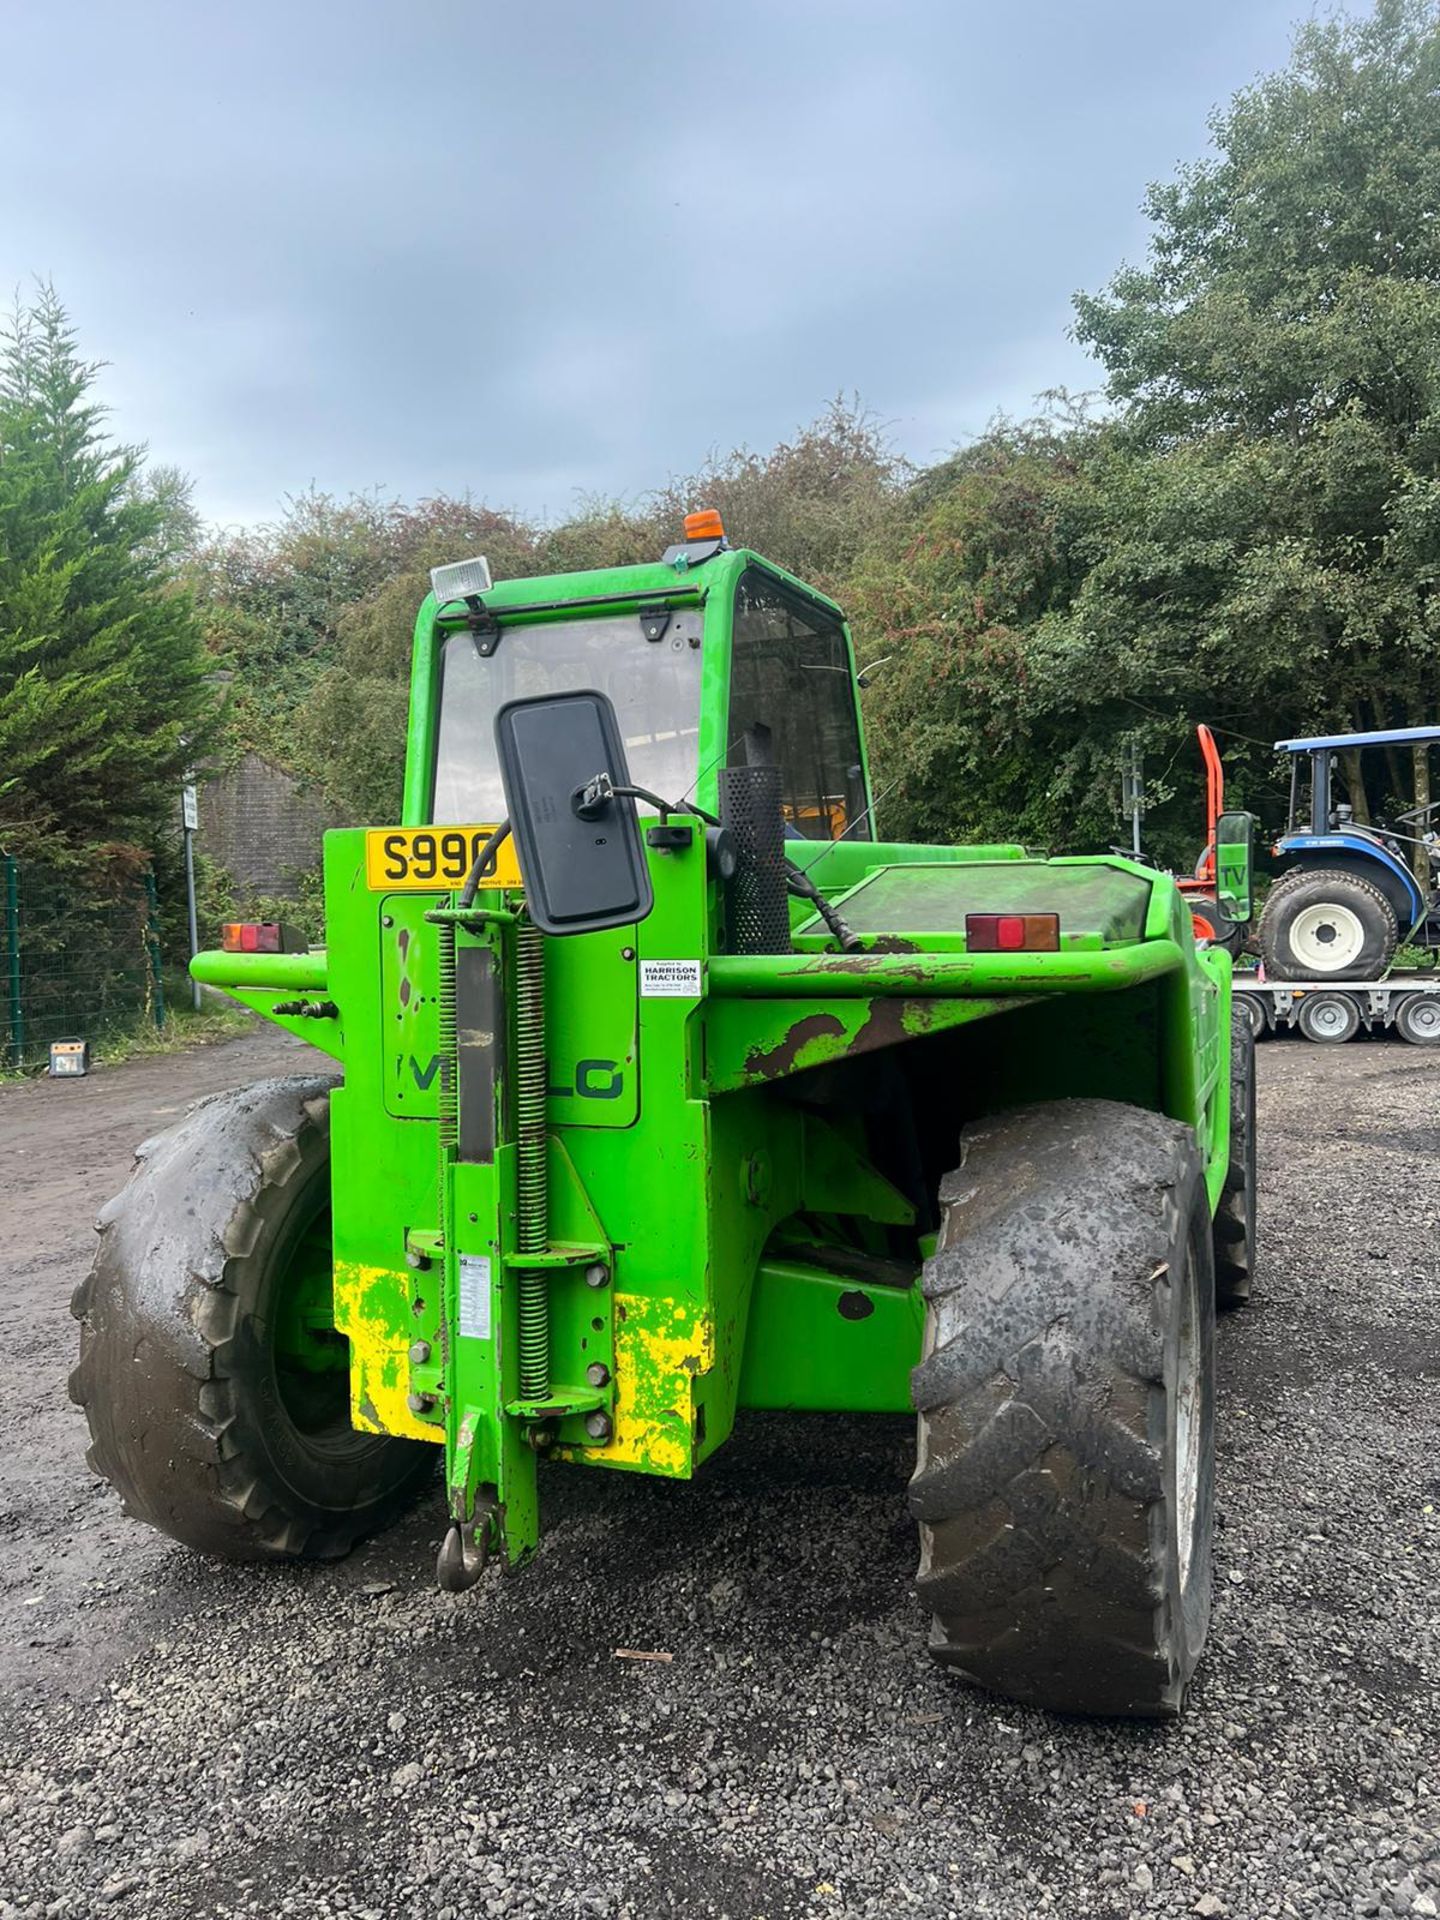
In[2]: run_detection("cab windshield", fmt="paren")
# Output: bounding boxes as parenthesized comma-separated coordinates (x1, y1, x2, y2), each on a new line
(433, 609, 704, 822)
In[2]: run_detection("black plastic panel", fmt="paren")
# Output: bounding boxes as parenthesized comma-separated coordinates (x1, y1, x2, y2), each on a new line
(455, 944, 500, 1162)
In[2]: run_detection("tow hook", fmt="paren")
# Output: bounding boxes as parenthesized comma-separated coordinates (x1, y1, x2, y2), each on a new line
(436, 1493, 496, 1593)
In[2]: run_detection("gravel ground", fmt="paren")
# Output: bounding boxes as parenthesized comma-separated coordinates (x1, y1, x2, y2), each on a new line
(0, 1027, 1436, 1919)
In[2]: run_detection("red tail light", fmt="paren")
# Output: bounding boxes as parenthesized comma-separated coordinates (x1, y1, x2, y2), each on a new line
(222, 922, 284, 954)
(965, 912, 1060, 952)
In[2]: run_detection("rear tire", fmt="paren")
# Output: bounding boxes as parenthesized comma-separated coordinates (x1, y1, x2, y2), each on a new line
(1213, 1018, 1257, 1308)
(1259, 867, 1397, 981)
(1394, 993, 1440, 1046)
(70, 1077, 433, 1561)
(1296, 992, 1360, 1044)
(910, 1100, 1215, 1718)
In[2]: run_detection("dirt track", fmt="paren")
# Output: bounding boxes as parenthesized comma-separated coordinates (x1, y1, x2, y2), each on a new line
(0, 1027, 1436, 1918)
(0, 1032, 326, 1707)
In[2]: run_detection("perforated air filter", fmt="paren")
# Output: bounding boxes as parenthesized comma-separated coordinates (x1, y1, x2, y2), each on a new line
(719, 765, 791, 954)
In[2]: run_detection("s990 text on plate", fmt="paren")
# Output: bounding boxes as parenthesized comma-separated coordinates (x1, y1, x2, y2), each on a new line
(364, 826, 523, 892)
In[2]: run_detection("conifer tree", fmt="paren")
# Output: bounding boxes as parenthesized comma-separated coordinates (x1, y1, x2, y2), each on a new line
(0, 285, 214, 862)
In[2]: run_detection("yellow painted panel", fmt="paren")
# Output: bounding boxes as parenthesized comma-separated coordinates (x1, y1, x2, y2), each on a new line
(332, 1259, 442, 1444)
(602, 1292, 713, 1477)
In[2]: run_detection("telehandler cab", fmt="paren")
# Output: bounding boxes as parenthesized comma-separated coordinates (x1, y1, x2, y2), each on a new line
(73, 515, 1255, 1718)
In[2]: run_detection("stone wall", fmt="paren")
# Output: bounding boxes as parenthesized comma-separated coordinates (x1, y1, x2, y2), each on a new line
(199, 753, 346, 897)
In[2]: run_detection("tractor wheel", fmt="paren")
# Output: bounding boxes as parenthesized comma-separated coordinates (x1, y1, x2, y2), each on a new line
(1259, 867, 1397, 981)
(70, 1076, 433, 1561)
(1186, 893, 1243, 957)
(1393, 993, 1440, 1046)
(1213, 1018, 1257, 1308)
(910, 1099, 1214, 1718)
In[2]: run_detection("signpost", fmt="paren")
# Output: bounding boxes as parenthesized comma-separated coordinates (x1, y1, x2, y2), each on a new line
(1121, 746, 1145, 860)
(182, 783, 201, 1012)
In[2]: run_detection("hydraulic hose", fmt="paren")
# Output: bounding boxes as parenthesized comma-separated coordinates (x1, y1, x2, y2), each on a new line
(458, 819, 512, 910)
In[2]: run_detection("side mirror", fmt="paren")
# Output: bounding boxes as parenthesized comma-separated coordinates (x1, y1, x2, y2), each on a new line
(1214, 811, 1256, 926)
(493, 690, 654, 937)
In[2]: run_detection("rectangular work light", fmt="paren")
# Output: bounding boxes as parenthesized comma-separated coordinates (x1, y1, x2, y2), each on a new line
(430, 555, 494, 605)
(965, 913, 1060, 952)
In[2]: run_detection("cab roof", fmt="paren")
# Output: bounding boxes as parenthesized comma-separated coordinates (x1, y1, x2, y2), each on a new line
(432, 546, 846, 623)
(1275, 725, 1440, 753)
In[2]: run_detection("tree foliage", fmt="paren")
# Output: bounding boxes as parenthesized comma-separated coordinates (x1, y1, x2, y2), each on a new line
(0, 286, 214, 865)
(1068, 0, 1440, 831)
(865, 0, 1440, 858)
(650, 398, 904, 598)
(853, 413, 1100, 845)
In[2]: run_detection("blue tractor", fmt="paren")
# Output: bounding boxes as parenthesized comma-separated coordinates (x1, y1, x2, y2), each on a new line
(1259, 725, 1440, 981)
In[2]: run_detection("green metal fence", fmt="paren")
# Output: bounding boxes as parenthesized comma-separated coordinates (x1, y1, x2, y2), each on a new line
(0, 856, 165, 1070)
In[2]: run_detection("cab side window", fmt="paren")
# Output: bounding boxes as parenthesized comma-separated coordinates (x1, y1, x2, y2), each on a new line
(727, 571, 869, 841)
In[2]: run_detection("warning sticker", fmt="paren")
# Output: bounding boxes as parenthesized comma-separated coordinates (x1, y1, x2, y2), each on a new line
(457, 1253, 492, 1341)
(640, 959, 703, 998)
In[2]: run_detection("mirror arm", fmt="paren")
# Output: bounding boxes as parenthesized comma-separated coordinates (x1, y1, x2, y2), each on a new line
(575, 774, 693, 826)
(611, 782, 678, 823)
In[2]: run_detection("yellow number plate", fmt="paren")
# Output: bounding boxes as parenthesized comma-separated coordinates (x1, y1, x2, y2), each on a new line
(364, 826, 523, 892)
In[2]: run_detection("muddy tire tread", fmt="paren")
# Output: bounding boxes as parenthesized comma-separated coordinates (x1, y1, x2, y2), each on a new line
(1259, 866, 1398, 981)
(910, 1098, 1214, 1718)
(70, 1076, 431, 1562)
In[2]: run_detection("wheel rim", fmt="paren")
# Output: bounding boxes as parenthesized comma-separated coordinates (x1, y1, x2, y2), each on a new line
(1174, 1240, 1203, 1599)
(1288, 901, 1366, 974)
(1304, 997, 1353, 1040)
(270, 1197, 354, 1444)
(1401, 996, 1440, 1041)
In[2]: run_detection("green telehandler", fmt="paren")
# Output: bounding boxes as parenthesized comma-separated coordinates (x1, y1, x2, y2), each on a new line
(72, 514, 1257, 1718)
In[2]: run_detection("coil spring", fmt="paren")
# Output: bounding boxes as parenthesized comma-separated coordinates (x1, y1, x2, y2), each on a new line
(514, 920, 550, 1400)
(435, 920, 459, 1237)
(436, 920, 458, 1152)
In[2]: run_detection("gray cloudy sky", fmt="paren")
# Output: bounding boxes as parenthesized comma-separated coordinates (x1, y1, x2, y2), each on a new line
(2, 0, 1305, 530)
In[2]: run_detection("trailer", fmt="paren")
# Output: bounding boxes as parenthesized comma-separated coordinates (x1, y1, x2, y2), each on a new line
(1234, 971, 1440, 1044)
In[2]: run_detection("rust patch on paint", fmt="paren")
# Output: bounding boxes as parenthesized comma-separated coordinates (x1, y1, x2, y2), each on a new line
(743, 1011, 846, 1081)
(849, 995, 912, 1056)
